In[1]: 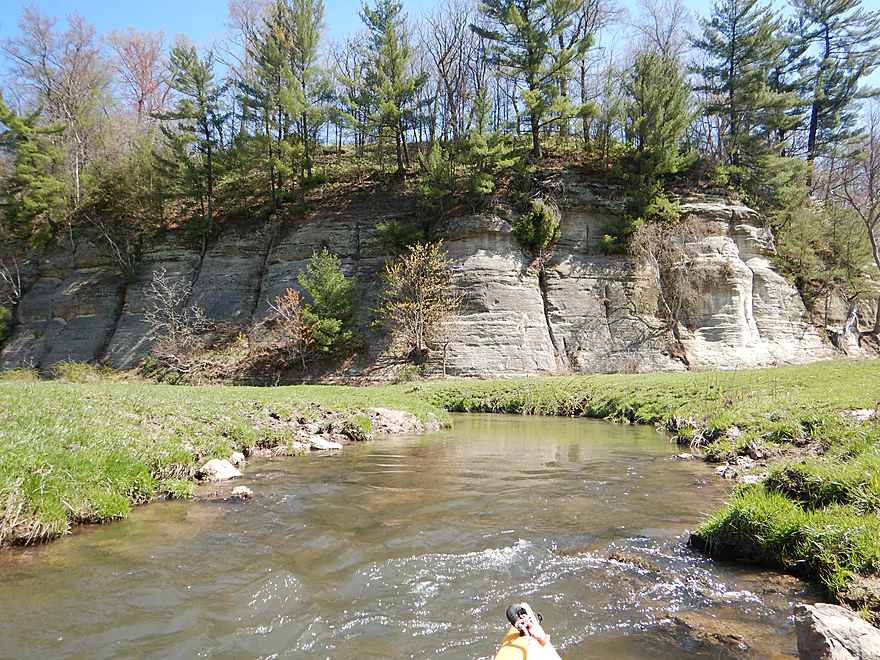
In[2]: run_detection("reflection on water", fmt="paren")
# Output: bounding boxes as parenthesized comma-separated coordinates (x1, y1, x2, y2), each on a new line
(0, 414, 810, 659)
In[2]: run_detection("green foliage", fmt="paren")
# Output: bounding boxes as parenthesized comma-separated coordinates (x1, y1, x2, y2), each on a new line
(622, 51, 692, 231)
(513, 198, 561, 251)
(393, 364, 422, 382)
(697, 486, 880, 591)
(474, 0, 597, 159)
(0, 93, 70, 248)
(693, 0, 800, 172)
(374, 218, 426, 252)
(598, 214, 643, 253)
(375, 241, 463, 363)
(0, 306, 13, 342)
(0, 367, 40, 382)
(81, 129, 166, 235)
(792, 0, 880, 161)
(417, 142, 453, 212)
(775, 202, 872, 306)
(359, 0, 427, 173)
(461, 87, 518, 193)
(624, 51, 694, 182)
(51, 361, 108, 383)
(154, 41, 226, 240)
(298, 248, 360, 356)
(238, 0, 329, 207)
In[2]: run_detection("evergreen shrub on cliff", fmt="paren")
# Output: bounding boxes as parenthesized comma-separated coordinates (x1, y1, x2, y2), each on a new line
(513, 198, 561, 252)
(298, 248, 361, 357)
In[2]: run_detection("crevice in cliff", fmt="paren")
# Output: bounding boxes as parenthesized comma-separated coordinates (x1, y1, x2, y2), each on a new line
(96, 278, 129, 364)
(537, 263, 567, 370)
(743, 257, 765, 347)
(248, 222, 280, 323)
(188, 242, 208, 293)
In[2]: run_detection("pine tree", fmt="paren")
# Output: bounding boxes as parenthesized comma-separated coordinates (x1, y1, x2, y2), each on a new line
(693, 0, 799, 170)
(461, 86, 517, 193)
(297, 248, 359, 355)
(239, 0, 296, 209)
(624, 50, 694, 223)
(0, 93, 70, 248)
(473, 0, 595, 159)
(360, 0, 427, 173)
(155, 42, 226, 252)
(285, 0, 329, 180)
(791, 0, 880, 163)
(625, 50, 693, 182)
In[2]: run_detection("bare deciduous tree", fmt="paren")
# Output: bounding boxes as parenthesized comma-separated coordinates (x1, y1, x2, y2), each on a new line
(105, 27, 170, 122)
(144, 268, 211, 371)
(832, 99, 880, 334)
(0, 258, 23, 306)
(266, 287, 316, 368)
(630, 217, 711, 352)
(2, 7, 111, 204)
(421, 0, 477, 143)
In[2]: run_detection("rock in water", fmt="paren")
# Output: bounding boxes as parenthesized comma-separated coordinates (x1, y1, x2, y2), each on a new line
(309, 437, 344, 451)
(229, 452, 246, 466)
(795, 603, 880, 660)
(200, 458, 243, 482)
(231, 486, 254, 499)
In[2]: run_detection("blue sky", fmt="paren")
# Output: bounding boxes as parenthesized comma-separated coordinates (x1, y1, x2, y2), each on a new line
(1, 0, 877, 90)
(0, 0, 713, 47)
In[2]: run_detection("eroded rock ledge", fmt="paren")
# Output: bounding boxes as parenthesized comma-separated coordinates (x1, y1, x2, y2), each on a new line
(1, 180, 843, 376)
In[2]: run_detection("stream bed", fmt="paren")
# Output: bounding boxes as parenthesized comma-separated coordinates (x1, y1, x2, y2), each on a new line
(0, 414, 815, 659)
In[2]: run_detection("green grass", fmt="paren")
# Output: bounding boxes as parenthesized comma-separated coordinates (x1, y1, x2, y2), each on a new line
(0, 381, 447, 546)
(696, 487, 880, 593)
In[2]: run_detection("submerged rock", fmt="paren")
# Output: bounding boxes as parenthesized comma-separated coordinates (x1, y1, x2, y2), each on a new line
(795, 602, 880, 660)
(199, 458, 243, 482)
(309, 437, 344, 451)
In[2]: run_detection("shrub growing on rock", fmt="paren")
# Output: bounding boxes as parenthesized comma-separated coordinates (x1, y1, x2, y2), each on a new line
(513, 198, 561, 252)
(297, 248, 360, 358)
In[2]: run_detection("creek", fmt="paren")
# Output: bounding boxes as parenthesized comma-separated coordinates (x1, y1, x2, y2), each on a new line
(0, 414, 812, 659)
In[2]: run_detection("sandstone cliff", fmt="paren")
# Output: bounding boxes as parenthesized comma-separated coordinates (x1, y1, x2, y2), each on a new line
(0, 178, 840, 376)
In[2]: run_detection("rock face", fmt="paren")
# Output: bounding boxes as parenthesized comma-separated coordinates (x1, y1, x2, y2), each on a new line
(795, 603, 880, 660)
(0, 179, 840, 376)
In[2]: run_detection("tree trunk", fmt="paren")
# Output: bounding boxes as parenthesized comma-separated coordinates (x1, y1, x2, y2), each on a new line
(531, 111, 541, 159)
(874, 295, 880, 335)
(395, 126, 404, 173)
(831, 299, 860, 351)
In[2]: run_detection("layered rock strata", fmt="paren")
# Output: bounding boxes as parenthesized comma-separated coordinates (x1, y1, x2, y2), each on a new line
(0, 182, 837, 376)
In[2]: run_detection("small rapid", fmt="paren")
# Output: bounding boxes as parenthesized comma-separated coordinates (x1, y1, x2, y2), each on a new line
(0, 414, 810, 659)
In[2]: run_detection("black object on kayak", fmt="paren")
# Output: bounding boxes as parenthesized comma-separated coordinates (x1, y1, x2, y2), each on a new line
(506, 604, 543, 626)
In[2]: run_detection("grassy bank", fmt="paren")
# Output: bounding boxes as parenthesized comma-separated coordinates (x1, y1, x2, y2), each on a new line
(4, 360, 880, 606)
(421, 360, 880, 600)
(0, 379, 446, 546)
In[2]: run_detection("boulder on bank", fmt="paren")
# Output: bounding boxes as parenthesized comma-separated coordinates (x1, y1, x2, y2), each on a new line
(795, 603, 880, 660)
(199, 458, 243, 482)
